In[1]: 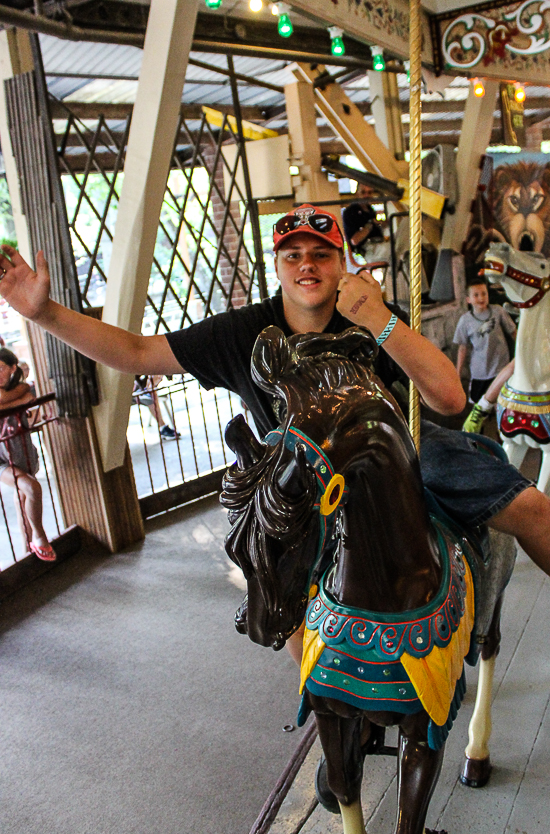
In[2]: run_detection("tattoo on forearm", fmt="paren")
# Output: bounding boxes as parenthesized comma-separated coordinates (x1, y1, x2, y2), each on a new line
(350, 294, 368, 315)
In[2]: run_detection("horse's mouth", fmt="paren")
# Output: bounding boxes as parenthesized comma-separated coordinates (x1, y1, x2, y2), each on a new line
(239, 584, 309, 651)
(271, 594, 309, 651)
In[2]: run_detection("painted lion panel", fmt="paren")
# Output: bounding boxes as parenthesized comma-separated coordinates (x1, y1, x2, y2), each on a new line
(491, 161, 550, 256)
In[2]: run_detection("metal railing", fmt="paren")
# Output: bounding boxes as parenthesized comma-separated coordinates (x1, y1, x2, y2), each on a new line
(129, 376, 249, 517)
(0, 394, 63, 570)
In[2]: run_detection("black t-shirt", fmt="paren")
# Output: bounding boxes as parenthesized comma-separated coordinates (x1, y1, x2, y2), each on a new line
(166, 295, 408, 438)
(342, 202, 383, 252)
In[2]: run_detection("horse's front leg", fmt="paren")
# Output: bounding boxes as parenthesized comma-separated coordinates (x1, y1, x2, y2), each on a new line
(395, 713, 445, 834)
(461, 592, 502, 787)
(314, 708, 365, 833)
(340, 799, 366, 834)
(501, 437, 527, 471)
(460, 656, 495, 787)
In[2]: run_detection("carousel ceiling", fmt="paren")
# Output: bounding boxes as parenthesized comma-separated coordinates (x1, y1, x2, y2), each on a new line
(0, 0, 548, 156)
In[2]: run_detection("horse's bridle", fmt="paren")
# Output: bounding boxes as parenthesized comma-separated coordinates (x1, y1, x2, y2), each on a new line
(264, 425, 347, 593)
(482, 259, 550, 309)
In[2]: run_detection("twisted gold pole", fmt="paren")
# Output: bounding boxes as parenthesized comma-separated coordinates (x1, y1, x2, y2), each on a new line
(408, 0, 422, 451)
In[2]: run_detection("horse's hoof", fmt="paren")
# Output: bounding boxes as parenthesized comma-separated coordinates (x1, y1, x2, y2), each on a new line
(315, 756, 341, 815)
(460, 755, 492, 788)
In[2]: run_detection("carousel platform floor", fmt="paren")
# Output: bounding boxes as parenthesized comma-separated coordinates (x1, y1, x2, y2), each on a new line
(0, 450, 548, 834)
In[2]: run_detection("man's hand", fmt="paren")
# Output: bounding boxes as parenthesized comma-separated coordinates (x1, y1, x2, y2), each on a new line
(337, 269, 391, 336)
(0, 246, 51, 323)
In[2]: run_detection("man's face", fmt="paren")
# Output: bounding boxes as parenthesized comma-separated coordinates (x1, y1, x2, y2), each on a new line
(275, 233, 343, 314)
(357, 184, 375, 201)
(467, 283, 489, 312)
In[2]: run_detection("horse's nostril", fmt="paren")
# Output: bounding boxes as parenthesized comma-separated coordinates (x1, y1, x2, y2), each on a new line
(272, 634, 286, 651)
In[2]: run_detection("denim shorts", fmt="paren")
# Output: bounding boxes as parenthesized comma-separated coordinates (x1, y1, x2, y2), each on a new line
(419, 419, 533, 528)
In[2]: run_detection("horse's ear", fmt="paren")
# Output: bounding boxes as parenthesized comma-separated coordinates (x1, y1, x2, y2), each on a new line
(345, 326, 378, 364)
(251, 326, 292, 390)
(225, 414, 264, 469)
(277, 443, 311, 499)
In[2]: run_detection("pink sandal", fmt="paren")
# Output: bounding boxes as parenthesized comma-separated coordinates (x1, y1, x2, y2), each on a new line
(30, 542, 57, 562)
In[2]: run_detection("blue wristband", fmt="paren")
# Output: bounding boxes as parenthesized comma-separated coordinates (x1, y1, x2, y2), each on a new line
(376, 313, 398, 346)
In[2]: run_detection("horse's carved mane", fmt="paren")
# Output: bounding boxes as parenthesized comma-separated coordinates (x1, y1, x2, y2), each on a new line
(222, 327, 383, 615)
(222, 441, 316, 614)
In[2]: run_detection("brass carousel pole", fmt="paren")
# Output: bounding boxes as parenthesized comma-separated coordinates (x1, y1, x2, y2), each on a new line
(408, 0, 423, 451)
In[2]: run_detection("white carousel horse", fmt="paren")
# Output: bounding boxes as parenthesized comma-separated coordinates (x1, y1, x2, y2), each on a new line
(481, 242, 550, 496)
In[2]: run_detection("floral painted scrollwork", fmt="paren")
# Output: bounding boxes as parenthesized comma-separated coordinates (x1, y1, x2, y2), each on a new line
(504, 0, 550, 54)
(443, 14, 496, 69)
(442, 0, 550, 70)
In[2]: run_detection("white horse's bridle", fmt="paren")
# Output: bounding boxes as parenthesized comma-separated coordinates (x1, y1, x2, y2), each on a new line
(481, 243, 550, 309)
(482, 259, 550, 309)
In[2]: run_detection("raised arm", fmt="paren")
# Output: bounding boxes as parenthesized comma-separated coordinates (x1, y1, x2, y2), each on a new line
(337, 270, 466, 416)
(0, 247, 183, 376)
(0, 382, 33, 409)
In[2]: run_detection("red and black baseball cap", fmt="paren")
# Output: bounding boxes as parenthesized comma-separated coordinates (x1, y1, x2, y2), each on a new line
(273, 204, 344, 253)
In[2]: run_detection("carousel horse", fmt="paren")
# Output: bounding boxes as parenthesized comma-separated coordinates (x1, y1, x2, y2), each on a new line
(481, 242, 550, 496)
(221, 326, 516, 834)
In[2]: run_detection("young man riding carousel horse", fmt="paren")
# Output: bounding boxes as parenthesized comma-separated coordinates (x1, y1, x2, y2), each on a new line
(1, 205, 549, 660)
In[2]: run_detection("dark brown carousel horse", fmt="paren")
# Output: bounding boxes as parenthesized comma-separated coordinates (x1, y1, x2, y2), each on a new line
(221, 326, 516, 834)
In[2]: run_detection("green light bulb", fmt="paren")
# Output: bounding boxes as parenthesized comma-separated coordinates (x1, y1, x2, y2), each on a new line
(331, 36, 345, 57)
(278, 12, 293, 37)
(373, 53, 385, 72)
(205, 0, 222, 7)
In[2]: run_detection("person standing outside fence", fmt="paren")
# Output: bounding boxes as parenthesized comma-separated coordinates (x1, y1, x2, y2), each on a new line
(0, 347, 56, 561)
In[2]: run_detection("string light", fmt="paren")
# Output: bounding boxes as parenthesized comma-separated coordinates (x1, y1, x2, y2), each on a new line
(204, 0, 222, 8)
(473, 78, 485, 98)
(275, 3, 293, 37)
(371, 46, 385, 72)
(249, 0, 262, 10)
(328, 26, 345, 57)
(514, 82, 526, 103)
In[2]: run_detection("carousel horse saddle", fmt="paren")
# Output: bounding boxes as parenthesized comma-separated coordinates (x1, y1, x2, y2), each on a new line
(497, 383, 550, 444)
(298, 516, 476, 751)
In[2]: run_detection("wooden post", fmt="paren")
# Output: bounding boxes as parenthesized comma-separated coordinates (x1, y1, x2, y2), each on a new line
(0, 28, 33, 261)
(94, 0, 199, 472)
(284, 76, 340, 205)
(293, 62, 406, 183)
(368, 70, 405, 161)
(440, 80, 499, 253)
(0, 29, 144, 552)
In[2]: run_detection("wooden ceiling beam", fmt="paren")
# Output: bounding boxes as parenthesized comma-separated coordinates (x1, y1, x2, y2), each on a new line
(50, 101, 267, 122)
(49, 96, 550, 126)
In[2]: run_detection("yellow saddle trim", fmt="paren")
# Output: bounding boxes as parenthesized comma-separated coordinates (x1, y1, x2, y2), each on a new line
(300, 626, 326, 694)
(400, 557, 475, 726)
(299, 557, 475, 726)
